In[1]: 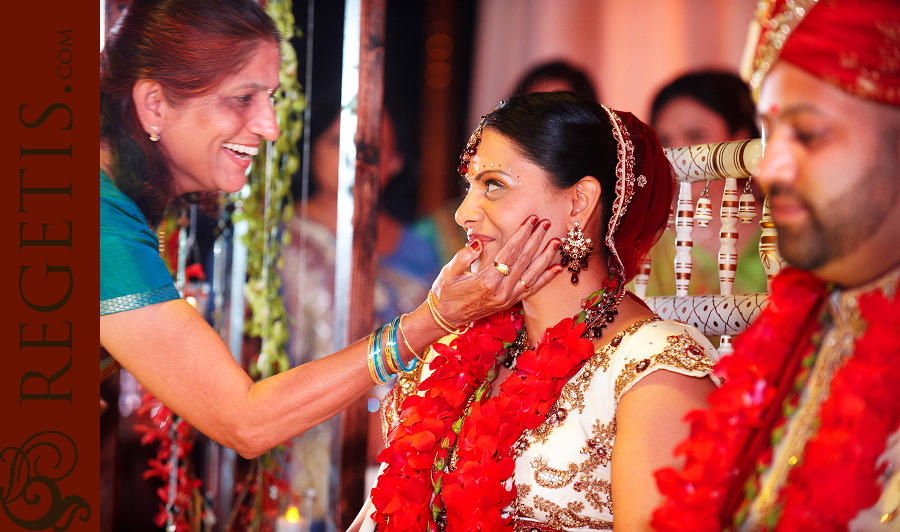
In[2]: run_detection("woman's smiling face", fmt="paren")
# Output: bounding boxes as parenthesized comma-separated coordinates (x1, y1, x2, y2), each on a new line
(159, 40, 281, 196)
(455, 128, 570, 273)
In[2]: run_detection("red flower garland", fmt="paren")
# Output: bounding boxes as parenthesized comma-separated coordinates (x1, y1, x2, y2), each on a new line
(370, 307, 595, 532)
(653, 267, 900, 531)
(135, 393, 205, 532)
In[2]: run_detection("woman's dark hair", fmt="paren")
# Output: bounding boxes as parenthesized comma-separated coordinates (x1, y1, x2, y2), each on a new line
(479, 92, 674, 282)
(512, 60, 600, 102)
(650, 70, 759, 139)
(483, 91, 617, 236)
(100, 0, 281, 225)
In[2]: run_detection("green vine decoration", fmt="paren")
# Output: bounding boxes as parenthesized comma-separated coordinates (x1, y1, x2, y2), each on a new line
(236, 0, 305, 381)
(230, 1, 305, 530)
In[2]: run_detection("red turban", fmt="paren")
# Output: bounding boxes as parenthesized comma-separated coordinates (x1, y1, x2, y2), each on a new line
(745, 0, 900, 106)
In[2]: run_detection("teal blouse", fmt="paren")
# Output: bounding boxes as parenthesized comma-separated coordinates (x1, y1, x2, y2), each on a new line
(100, 171, 179, 315)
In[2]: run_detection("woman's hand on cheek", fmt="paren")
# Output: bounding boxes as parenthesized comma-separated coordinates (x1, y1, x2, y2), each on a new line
(431, 215, 563, 327)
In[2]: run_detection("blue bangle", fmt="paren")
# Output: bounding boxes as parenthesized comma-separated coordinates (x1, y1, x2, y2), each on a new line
(389, 316, 417, 372)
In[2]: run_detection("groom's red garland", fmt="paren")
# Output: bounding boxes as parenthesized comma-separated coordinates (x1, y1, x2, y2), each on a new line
(653, 267, 900, 531)
(369, 306, 596, 532)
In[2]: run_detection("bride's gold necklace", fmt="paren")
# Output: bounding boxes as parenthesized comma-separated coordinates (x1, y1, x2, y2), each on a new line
(504, 278, 623, 369)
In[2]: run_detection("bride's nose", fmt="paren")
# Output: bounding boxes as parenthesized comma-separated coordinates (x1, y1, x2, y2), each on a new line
(455, 190, 483, 228)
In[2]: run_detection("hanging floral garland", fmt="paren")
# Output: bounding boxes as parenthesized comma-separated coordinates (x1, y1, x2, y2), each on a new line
(136, 394, 206, 532)
(136, 213, 210, 532)
(237, 0, 305, 381)
(235, 0, 306, 532)
(230, 0, 306, 530)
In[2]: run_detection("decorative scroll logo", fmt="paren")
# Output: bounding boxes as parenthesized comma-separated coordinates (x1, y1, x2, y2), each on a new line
(1, 431, 90, 530)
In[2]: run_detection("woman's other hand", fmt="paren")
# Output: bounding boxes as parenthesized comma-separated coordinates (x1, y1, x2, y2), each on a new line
(431, 215, 561, 328)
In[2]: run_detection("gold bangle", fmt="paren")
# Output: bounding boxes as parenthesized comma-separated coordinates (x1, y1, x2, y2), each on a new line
(365, 332, 381, 385)
(426, 290, 469, 334)
(398, 314, 427, 362)
(382, 321, 401, 375)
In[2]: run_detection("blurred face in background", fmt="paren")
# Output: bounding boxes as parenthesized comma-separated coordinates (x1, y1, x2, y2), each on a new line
(653, 96, 746, 148)
(311, 114, 405, 199)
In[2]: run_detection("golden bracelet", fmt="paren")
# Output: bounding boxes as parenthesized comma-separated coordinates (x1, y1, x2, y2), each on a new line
(398, 314, 427, 363)
(426, 290, 470, 335)
(382, 321, 402, 375)
(365, 332, 382, 385)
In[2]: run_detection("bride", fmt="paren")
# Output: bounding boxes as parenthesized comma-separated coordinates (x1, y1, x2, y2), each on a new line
(352, 91, 717, 532)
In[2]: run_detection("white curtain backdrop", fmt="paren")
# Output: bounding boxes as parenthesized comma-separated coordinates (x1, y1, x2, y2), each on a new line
(468, 0, 757, 129)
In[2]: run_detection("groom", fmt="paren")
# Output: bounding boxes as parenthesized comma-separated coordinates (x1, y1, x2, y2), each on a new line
(653, 0, 900, 530)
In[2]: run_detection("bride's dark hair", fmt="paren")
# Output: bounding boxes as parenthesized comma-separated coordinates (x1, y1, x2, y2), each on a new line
(483, 92, 618, 235)
(480, 91, 675, 284)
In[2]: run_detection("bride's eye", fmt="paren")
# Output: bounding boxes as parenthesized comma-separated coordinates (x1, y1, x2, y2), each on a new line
(485, 179, 503, 193)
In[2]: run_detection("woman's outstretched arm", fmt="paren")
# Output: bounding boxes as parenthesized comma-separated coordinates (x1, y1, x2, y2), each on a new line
(101, 215, 562, 458)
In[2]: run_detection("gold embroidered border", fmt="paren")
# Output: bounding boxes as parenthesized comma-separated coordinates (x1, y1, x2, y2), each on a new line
(574, 418, 616, 514)
(380, 352, 426, 441)
(521, 420, 616, 520)
(746, 271, 898, 524)
(581, 418, 615, 469)
(513, 518, 566, 532)
(614, 332, 714, 401)
(578, 475, 613, 517)
(746, 0, 819, 99)
(532, 496, 613, 530)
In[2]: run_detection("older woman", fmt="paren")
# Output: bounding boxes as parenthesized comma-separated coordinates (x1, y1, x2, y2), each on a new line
(352, 92, 718, 532)
(99, 0, 559, 459)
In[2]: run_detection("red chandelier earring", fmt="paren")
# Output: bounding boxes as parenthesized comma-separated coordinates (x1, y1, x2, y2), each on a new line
(560, 221, 593, 284)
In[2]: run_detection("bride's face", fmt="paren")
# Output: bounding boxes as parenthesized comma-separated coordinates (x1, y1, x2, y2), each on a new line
(455, 128, 570, 273)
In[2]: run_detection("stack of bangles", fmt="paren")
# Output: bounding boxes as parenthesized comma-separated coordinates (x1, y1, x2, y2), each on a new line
(366, 291, 470, 385)
(366, 314, 429, 385)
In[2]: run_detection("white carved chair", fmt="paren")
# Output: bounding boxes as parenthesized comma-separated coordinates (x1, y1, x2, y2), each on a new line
(634, 139, 783, 358)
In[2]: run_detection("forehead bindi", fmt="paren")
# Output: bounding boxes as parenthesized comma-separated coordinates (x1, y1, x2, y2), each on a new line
(468, 159, 519, 181)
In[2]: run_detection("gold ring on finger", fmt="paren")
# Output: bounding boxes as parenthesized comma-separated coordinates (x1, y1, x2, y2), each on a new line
(492, 260, 511, 276)
(520, 279, 532, 292)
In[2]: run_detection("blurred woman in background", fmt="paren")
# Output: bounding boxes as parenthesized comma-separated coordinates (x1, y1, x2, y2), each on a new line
(645, 69, 766, 297)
